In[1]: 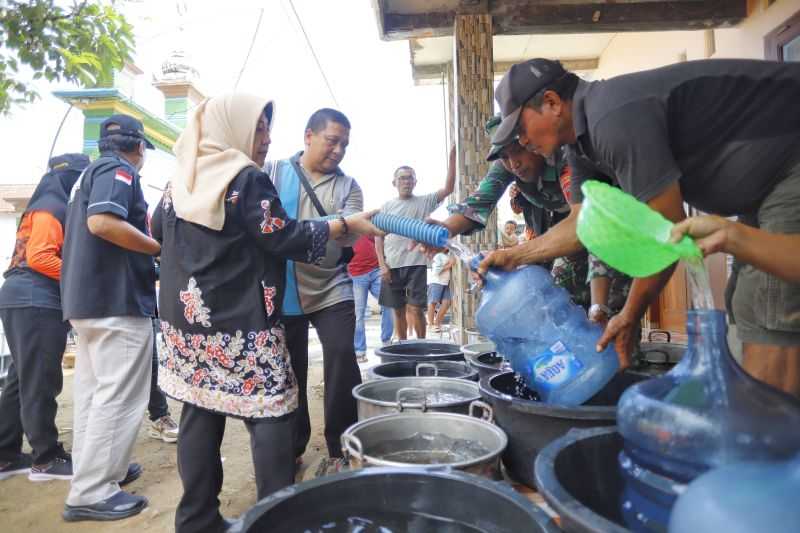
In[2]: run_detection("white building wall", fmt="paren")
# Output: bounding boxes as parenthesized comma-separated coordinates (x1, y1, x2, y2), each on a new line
(592, 0, 800, 80)
(592, 30, 707, 80)
(714, 0, 800, 60)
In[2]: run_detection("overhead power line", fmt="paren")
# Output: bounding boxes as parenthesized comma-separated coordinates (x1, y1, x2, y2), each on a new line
(234, 7, 264, 90)
(48, 103, 74, 165)
(286, 0, 340, 108)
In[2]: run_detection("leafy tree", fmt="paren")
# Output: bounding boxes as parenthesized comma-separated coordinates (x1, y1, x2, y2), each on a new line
(0, 0, 134, 114)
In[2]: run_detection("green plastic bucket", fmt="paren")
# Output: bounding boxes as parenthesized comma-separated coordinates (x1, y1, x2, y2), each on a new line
(577, 181, 701, 277)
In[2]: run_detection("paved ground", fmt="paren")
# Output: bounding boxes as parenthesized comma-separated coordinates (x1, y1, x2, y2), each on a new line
(0, 312, 398, 532)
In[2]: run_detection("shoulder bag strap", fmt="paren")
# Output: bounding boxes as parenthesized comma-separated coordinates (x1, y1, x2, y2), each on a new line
(289, 158, 328, 218)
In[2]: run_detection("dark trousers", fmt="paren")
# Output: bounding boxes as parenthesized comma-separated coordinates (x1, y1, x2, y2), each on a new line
(0, 307, 70, 464)
(175, 402, 295, 533)
(147, 318, 169, 421)
(284, 300, 361, 458)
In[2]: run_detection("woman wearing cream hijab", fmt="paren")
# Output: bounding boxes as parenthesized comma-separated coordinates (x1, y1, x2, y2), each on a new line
(151, 93, 381, 533)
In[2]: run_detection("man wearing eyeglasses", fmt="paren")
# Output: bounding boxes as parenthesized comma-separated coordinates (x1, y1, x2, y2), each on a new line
(376, 149, 456, 340)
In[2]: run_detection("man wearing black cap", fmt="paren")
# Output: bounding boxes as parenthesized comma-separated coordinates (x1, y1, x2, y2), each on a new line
(480, 58, 800, 397)
(60, 114, 160, 521)
(0, 154, 89, 484)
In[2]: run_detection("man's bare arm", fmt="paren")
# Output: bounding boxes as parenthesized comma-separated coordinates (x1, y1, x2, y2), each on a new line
(440, 213, 479, 238)
(478, 204, 584, 273)
(672, 216, 800, 284)
(375, 234, 391, 282)
(597, 180, 687, 367)
(87, 213, 160, 255)
(436, 145, 457, 203)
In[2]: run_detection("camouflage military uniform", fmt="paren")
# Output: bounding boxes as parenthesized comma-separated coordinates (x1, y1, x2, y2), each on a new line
(447, 159, 570, 237)
(586, 254, 632, 314)
(448, 153, 595, 306)
(551, 252, 591, 309)
(450, 115, 628, 311)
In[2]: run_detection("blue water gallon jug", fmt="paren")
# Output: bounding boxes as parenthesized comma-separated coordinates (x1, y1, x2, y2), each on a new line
(618, 310, 800, 481)
(474, 264, 618, 406)
(669, 455, 800, 533)
(617, 309, 800, 532)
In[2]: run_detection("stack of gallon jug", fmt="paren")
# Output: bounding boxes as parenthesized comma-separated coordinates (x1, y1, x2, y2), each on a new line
(474, 262, 800, 533)
(371, 214, 800, 533)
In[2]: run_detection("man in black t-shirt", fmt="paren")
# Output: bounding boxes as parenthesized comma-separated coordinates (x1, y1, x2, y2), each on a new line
(60, 114, 161, 522)
(480, 58, 800, 397)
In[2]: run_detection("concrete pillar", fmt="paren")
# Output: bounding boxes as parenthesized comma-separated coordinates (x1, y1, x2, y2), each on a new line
(153, 49, 205, 129)
(450, 13, 495, 341)
(153, 81, 204, 129)
(445, 62, 455, 151)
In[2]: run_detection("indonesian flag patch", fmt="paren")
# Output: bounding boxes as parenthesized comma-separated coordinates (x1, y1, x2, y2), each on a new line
(114, 169, 133, 186)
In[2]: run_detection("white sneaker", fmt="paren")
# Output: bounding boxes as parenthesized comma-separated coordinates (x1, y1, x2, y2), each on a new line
(150, 415, 179, 443)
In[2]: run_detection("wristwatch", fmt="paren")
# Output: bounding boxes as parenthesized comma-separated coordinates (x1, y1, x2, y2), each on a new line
(588, 304, 612, 317)
(335, 214, 349, 235)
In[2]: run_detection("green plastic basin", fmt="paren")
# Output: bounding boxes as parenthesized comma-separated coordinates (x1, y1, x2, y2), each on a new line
(577, 180, 701, 277)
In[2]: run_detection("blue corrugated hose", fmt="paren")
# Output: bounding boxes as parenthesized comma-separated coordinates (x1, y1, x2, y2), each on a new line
(372, 213, 450, 248)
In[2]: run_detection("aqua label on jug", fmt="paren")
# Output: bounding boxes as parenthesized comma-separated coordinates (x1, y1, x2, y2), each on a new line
(532, 341, 584, 391)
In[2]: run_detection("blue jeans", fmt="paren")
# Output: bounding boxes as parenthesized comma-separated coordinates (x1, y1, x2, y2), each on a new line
(351, 269, 393, 353)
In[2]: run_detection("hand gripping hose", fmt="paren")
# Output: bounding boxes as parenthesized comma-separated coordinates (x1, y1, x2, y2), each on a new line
(372, 213, 450, 248)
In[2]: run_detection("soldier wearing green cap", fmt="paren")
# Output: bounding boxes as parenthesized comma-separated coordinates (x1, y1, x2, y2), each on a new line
(445, 115, 570, 250)
(441, 115, 631, 320)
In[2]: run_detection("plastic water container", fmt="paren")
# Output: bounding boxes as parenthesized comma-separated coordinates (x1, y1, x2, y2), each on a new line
(617, 309, 800, 532)
(618, 310, 800, 481)
(473, 261, 619, 406)
(669, 455, 800, 533)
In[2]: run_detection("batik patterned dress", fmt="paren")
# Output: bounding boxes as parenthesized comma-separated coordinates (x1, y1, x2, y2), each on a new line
(151, 167, 328, 418)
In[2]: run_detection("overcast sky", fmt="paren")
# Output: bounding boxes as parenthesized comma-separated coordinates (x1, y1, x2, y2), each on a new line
(1, 0, 507, 222)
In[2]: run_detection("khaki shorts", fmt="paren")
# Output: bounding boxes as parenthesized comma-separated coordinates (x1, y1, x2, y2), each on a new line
(731, 156, 800, 346)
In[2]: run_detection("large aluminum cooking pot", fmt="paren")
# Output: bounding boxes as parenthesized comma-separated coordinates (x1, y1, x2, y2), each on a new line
(352, 377, 481, 421)
(374, 340, 463, 364)
(367, 360, 479, 381)
(461, 341, 496, 358)
(341, 401, 507, 479)
(464, 328, 489, 345)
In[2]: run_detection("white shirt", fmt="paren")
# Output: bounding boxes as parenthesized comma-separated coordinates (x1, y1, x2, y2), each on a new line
(431, 253, 451, 285)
